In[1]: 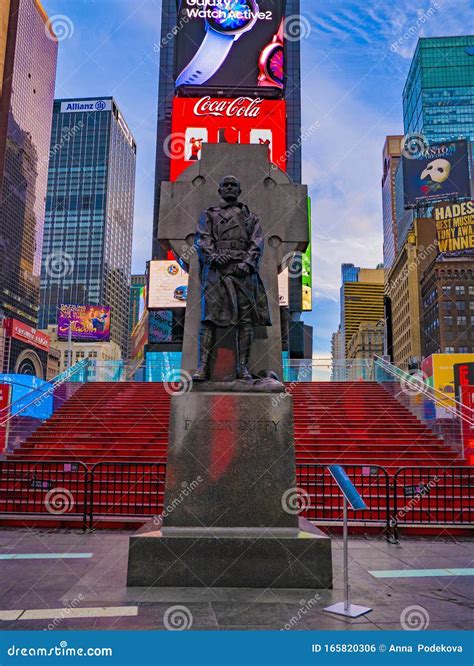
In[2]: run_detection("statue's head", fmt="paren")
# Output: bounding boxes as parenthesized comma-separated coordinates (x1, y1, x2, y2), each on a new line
(218, 175, 241, 204)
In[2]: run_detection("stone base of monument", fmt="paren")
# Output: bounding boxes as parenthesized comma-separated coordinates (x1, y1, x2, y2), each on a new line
(126, 390, 333, 589)
(127, 518, 332, 588)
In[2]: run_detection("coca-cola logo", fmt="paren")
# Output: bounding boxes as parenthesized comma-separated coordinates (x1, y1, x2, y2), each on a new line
(193, 96, 263, 118)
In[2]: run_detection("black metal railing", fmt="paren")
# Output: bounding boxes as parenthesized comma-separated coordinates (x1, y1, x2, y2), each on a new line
(392, 466, 474, 539)
(297, 464, 392, 535)
(0, 460, 88, 526)
(89, 461, 166, 527)
(0, 460, 473, 536)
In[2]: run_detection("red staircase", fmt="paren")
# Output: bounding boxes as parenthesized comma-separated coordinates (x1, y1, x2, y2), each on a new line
(6, 381, 460, 468)
(2, 381, 468, 531)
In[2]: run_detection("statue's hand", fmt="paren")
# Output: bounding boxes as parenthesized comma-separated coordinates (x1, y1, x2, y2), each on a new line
(235, 262, 251, 277)
(212, 252, 232, 267)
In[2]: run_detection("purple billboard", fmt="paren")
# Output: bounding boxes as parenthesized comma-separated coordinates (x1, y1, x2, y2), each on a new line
(58, 305, 111, 342)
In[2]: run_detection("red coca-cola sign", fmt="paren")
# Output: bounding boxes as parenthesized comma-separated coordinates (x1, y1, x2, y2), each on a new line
(193, 96, 263, 118)
(170, 97, 287, 182)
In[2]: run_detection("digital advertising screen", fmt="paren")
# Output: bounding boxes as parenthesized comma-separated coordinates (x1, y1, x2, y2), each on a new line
(57, 305, 111, 342)
(169, 97, 287, 181)
(175, 0, 286, 93)
(148, 261, 189, 309)
(148, 260, 291, 310)
(403, 139, 471, 208)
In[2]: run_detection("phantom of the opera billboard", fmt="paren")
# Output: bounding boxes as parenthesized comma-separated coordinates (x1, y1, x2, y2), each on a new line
(175, 0, 286, 92)
(169, 96, 286, 180)
(57, 305, 111, 342)
(403, 139, 471, 208)
(434, 200, 474, 255)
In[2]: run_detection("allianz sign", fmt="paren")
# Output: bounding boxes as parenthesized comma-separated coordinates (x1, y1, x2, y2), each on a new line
(60, 99, 112, 113)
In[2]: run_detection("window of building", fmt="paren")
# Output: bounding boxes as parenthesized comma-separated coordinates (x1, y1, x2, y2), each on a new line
(445, 347, 455, 353)
(455, 286, 465, 295)
(457, 316, 467, 326)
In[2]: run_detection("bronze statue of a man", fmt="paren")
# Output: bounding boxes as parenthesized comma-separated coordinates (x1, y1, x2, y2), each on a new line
(192, 176, 271, 382)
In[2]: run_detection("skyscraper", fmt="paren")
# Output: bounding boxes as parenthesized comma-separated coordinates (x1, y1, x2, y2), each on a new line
(0, 0, 58, 377)
(340, 265, 385, 356)
(403, 36, 474, 144)
(0, 0, 58, 326)
(39, 97, 136, 359)
(152, 0, 303, 258)
(381, 136, 403, 272)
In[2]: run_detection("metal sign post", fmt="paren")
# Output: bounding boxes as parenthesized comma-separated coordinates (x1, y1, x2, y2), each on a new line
(324, 465, 372, 619)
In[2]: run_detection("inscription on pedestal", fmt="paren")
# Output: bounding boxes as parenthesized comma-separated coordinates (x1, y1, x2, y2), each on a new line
(163, 392, 297, 529)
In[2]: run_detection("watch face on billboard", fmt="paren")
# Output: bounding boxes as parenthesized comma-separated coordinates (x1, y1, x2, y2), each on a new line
(175, 0, 286, 92)
(403, 139, 471, 208)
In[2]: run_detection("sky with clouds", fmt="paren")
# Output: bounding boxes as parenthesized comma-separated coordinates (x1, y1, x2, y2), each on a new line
(42, 0, 472, 355)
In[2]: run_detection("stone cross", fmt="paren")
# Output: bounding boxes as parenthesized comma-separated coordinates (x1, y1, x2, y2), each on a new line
(157, 143, 309, 380)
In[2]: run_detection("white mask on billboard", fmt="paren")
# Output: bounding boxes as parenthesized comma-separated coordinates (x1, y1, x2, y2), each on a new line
(421, 158, 451, 183)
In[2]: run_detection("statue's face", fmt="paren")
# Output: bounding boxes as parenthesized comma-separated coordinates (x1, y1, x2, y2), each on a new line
(219, 178, 241, 203)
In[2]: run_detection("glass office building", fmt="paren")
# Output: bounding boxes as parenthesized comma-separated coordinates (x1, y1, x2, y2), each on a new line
(0, 0, 58, 326)
(403, 36, 474, 143)
(39, 97, 137, 358)
(396, 36, 474, 252)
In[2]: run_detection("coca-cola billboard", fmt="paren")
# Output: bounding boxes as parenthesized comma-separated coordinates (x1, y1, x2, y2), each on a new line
(169, 96, 286, 181)
(193, 96, 263, 118)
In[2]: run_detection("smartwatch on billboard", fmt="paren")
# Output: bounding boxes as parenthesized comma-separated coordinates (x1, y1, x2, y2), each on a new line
(258, 20, 284, 88)
(176, 0, 260, 87)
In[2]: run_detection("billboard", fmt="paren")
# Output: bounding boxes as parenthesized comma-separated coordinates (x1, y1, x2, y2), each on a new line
(434, 200, 474, 255)
(148, 261, 189, 309)
(175, 0, 286, 93)
(3, 319, 50, 353)
(148, 260, 291, 309)
(460, 386, 474, 466)
(169, 97, 287, 181)
(149, 311, 174, 344)
(302, 197, 312, 312)
(403, 139, 471, 207)
(57, 305, 111, 342)
(422, 353, 474, 410)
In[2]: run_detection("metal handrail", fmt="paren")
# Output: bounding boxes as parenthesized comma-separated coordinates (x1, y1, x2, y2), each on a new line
(0, 359, 90, 424)
(374, 355, 474, 424)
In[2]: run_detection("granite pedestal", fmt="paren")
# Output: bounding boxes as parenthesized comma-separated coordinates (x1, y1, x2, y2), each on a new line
(127, 391, 332, 589)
